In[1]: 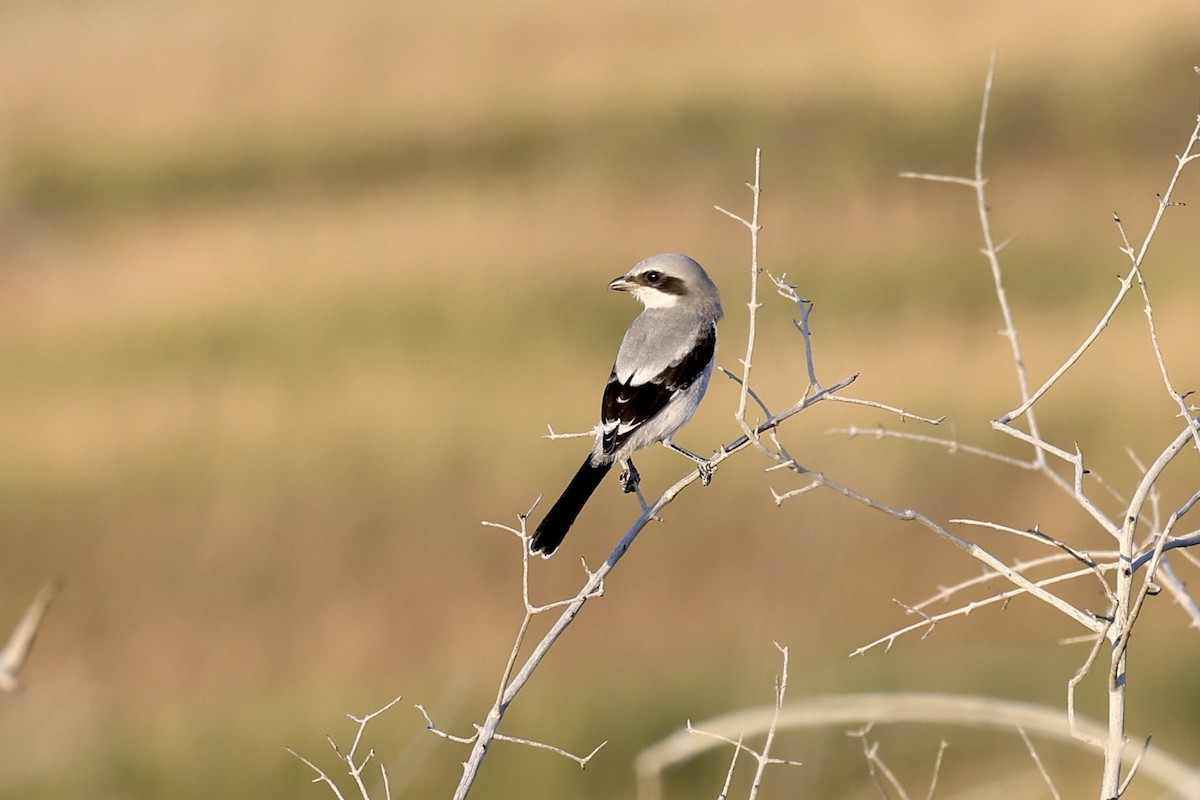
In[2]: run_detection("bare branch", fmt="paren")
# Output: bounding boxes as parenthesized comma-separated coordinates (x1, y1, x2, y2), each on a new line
(850, 725, 911, 800)
(287, 747, 350, 800)
(416, 704, 477, 746)
(1117, 737, 1153, 797)
(1156, 558, 1200, 631)
(288, 697, 404, 800)
(852, 563, 1115, 657)
(823, 397, 945, 426)
(715, 732, 744, 800)
(717, 148, 767, 452)
(0, 577, 61, 692)
(923, 740, 949, 800)
(543, 424, 598, 441)
(683, 643, 803, 800)
(1121, 217, 1200, 457)
(999, 97, 1200, 426)
(490, 732, 607, 768)
(1017, 727, 1061, 800)
(1067, 627, 1109, 748)
(717, 365, 773, 420)
(777, 469, 1104, 633)
(898, 171, 978, 187)
(829, 424, 1035, 469)
(908, 552, 1118, 613)
(636, 693, 1200, 799)
(768, 272, 821, 390)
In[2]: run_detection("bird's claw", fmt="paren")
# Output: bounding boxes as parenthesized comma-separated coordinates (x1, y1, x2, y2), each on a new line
(619, 461, 641, 493)
(698, 460, 717, 486)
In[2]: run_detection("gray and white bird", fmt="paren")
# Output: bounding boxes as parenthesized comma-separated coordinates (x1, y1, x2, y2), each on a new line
(531, 253, 723, 557)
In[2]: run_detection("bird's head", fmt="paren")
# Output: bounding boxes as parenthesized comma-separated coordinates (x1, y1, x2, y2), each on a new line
(609, 253, 722, 317)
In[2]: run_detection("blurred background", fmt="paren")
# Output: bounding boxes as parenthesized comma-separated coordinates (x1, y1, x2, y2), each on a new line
(1, 1, 1199, 797)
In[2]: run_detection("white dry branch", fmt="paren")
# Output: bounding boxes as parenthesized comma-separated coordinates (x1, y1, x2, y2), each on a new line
(684, 643, 802, 800)
(634, 693, 1200, 800)
(1018, 726, 1062, 800)
(777, 54, 1200, 798)
(0, 577, 61, 692)
(287, 697, 404, 800)
(849, 723, 913, 800)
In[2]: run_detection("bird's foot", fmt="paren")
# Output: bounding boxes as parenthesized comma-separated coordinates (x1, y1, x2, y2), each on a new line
(664, 440, 718, 486)
(619, 460, 641, 493)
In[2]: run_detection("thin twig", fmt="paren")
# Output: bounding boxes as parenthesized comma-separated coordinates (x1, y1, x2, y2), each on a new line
(716, 148, 765, 445)
(776, 469, 1104, 634)
(828, 425, 1036, 470)
(997, 97, 1200, 426)
(1017, 727, 1061, 800)
(683, 643, 803, 800)
(924, 740, 949, 800)
(852, 563, 1115, 657)
(850, 725, 911, 800)
(823, 397, 945, 426)
(288, 697, 404, 800)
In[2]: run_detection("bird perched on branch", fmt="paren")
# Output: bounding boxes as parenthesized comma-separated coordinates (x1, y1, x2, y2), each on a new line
(531, 253, 723, 557)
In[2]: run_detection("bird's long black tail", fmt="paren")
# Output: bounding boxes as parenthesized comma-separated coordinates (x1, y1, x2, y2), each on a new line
(531, 456, 612, 556)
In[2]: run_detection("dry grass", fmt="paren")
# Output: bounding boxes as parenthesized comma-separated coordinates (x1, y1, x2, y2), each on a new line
(0, 2, 1198, 798)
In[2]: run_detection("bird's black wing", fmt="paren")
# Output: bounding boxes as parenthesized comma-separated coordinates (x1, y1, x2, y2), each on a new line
(599, 323, 716, 457)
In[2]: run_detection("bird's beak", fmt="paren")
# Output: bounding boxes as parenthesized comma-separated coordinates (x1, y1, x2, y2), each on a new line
(608, 275, 636, 292)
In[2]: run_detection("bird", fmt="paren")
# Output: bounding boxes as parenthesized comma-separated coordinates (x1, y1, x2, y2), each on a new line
(530, 253, 723, 557)
(0, 578, 61, 692)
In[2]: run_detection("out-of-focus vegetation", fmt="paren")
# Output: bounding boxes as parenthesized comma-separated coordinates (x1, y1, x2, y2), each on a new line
(1, 2, 1198, 797)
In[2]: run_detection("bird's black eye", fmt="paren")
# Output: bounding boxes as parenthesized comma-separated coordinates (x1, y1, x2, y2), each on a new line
(644, 270, 662, 283)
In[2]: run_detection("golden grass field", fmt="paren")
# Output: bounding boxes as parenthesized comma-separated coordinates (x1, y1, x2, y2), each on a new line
(1, 1, 1199, 797)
